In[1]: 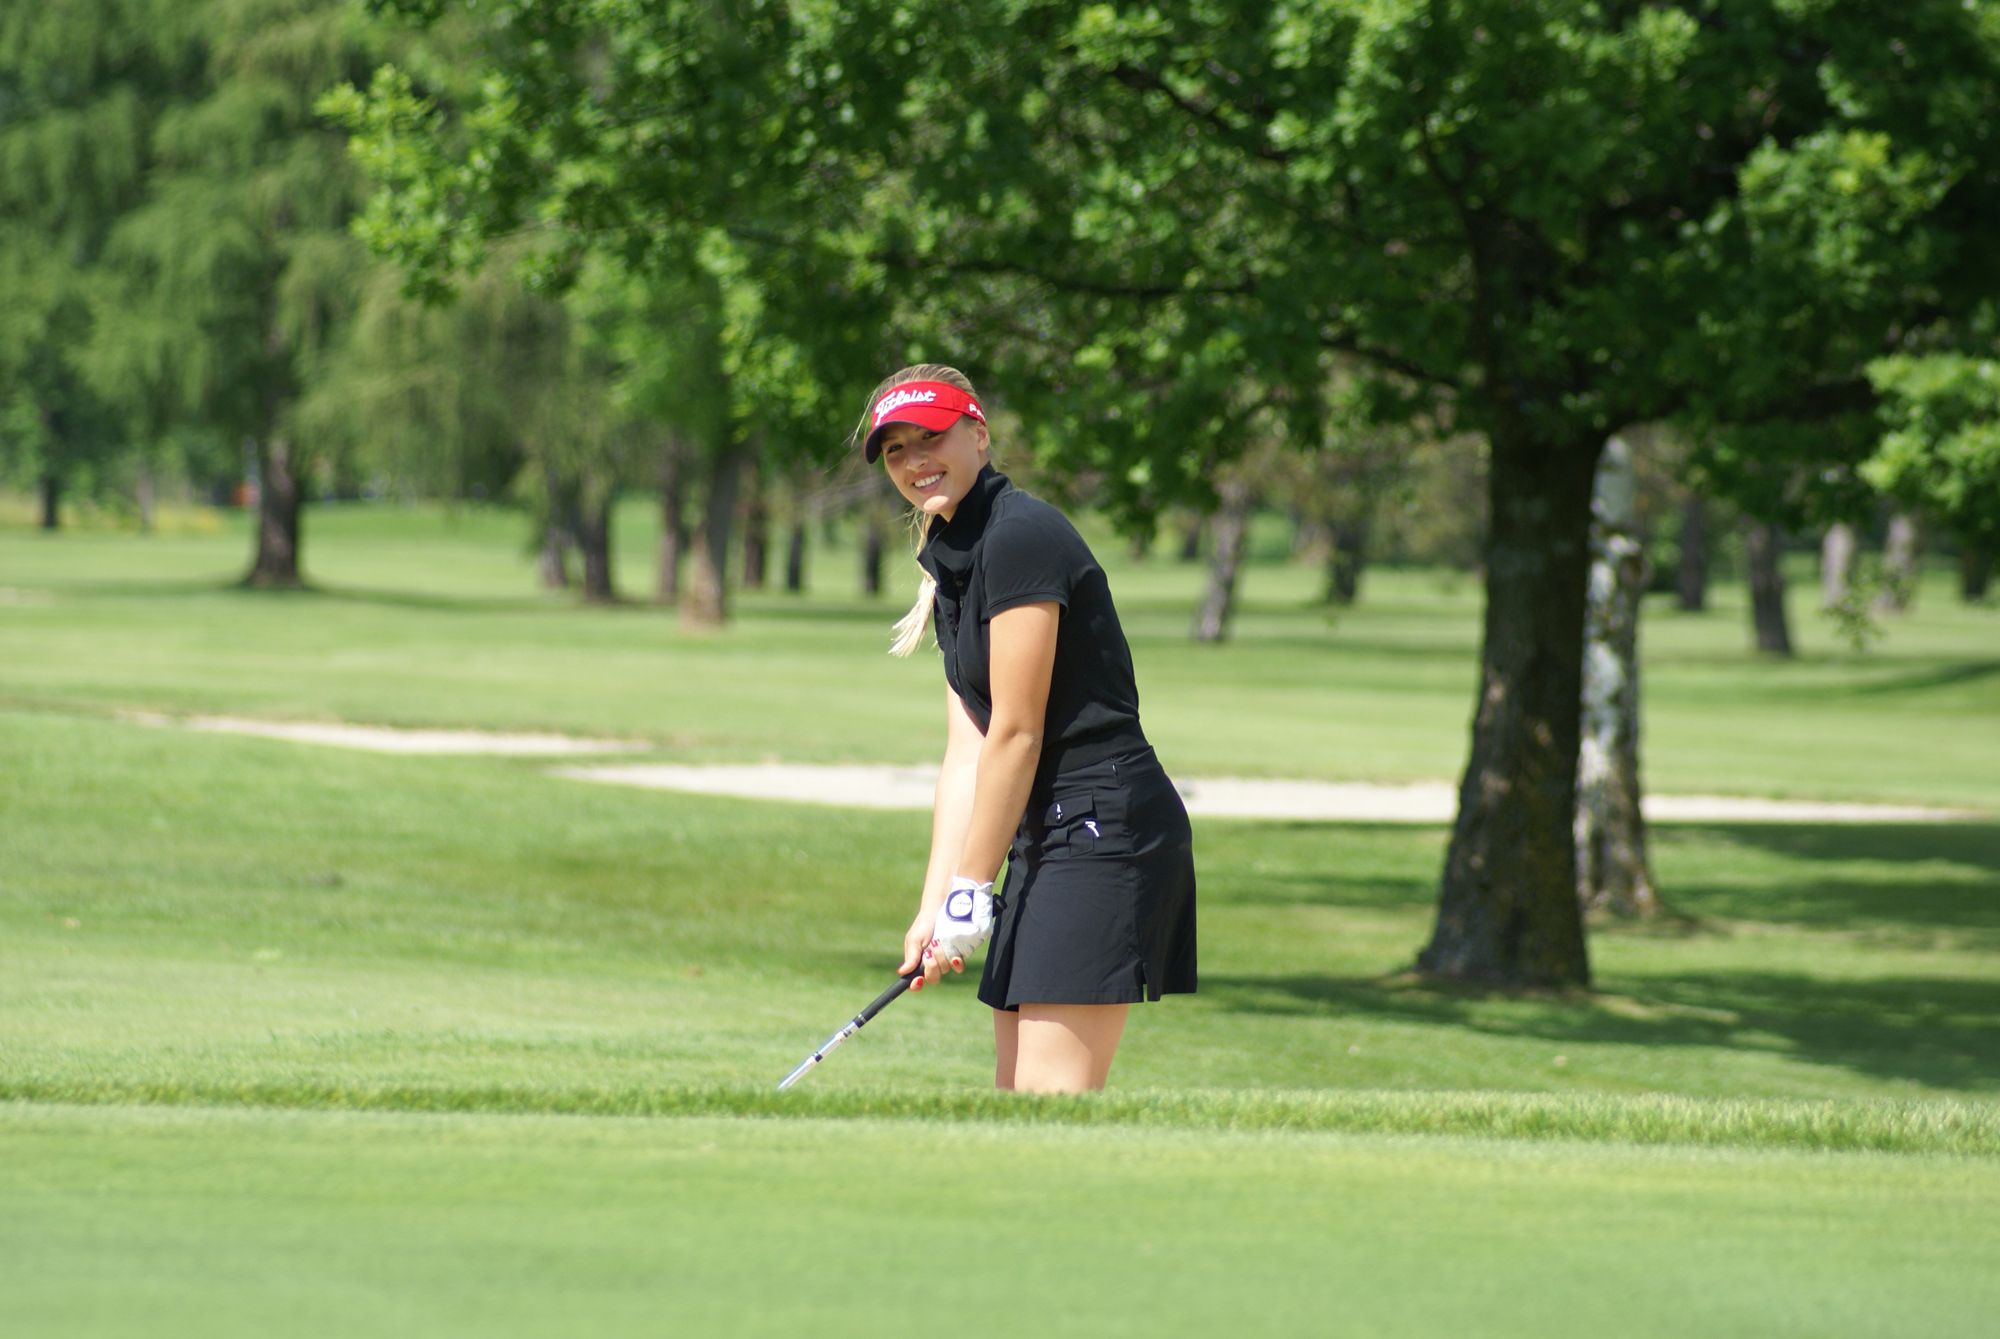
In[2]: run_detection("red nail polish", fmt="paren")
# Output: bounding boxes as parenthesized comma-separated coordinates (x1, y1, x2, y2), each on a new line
(951, 958, 963, 971)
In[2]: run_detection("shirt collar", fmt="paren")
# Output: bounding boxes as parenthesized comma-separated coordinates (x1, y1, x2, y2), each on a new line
(918, 464, 1008, 584)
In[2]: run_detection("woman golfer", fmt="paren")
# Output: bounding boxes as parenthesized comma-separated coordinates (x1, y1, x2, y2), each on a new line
(858, 364, 1197, 1093)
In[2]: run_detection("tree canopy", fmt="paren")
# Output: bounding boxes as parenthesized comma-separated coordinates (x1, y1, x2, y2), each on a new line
(329, 0, 2000, 986)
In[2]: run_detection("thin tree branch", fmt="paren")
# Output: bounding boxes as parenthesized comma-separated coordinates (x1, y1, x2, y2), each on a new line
(1108, 63, 1294, 166)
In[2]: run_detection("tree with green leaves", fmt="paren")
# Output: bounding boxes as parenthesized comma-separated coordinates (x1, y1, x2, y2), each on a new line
(1866, 353, 2000, 603)
(330, 18, 889, 622)
(294, 253, 545, 506)
(342, 0, 2000, 989)
(88, 0, 385, 585)
(0, 1, 206, 527)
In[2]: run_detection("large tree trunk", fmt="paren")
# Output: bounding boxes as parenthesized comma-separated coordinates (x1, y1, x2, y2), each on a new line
(244, 438, 303, 588)
(656, 435, 690, 604)
(682, 442, 749, 629)
(1820, 522, 1857, 611)
(576, 482, 615, 603)
(1874, 511, 1923, 614)
(1961, 544, 1992, 603)
(1575, 434, 1660, 920)
(1417, 431, 1599, 989)
(1675, 492, 1708, 612)
(1744, 520, 1792, 655)
(38, 471, 61, 531)
(1190, 479, 1251, 643)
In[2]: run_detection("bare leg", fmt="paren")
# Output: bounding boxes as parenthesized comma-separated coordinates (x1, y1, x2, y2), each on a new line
(1010, 1003, 1130, 1093)
(992, 1008, 1020, 1090)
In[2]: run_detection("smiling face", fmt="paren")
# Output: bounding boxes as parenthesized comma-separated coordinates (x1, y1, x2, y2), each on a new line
(876, 415, 990, 521)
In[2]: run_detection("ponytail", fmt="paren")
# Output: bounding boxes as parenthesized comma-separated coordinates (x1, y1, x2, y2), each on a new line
(889, 572, 936, 658)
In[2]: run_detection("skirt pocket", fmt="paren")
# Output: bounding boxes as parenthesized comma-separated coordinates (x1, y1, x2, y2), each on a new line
(1036, 787, 1099, 859)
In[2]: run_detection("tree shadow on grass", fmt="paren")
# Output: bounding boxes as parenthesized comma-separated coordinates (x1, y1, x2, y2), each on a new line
(1215, 869, 1436, 914)
(1201, 818, 2000, 1091)
(58, 576, 557, 615)
(1202, 969, 2000, 1093)
(734, 601, 907, 627)
(1655, 822, 2000, 947)
(1204, 820, 1999, 944)
(1837, 659, 2000, 696)
(301, 584, 592, 615)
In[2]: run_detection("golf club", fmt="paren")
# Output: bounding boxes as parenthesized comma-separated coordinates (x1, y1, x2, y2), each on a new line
(776, 967, 922, 1091)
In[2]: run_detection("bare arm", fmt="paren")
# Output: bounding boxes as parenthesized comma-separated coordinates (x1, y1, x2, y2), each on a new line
(899, 686, 986, 977)
(956, 601, 1060, 883)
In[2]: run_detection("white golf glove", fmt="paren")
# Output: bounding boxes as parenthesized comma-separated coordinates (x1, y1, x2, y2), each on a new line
(930, 876, 996, 960)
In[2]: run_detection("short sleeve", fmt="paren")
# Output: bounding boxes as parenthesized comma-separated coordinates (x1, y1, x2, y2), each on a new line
(981, 512, 1076, 616)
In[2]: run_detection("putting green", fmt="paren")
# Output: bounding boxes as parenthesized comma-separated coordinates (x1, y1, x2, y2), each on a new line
(6, 1103, 1995, 1338)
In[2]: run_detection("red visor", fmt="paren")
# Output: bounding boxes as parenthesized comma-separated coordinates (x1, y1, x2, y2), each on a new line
(863, 381, 986, 462)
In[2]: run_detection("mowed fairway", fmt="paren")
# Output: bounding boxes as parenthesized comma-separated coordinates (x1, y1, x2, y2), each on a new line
(3, 502, 1997, 1336)
(9, 1107, 1998, 1339)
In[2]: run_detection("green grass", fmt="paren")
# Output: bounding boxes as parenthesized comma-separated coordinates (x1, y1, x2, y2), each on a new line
(6, 708, 1996, 1107)
(8, 1106, 1998, 1339)
(3, 500, 1996, 1336)
(2, 497, 1996, 805)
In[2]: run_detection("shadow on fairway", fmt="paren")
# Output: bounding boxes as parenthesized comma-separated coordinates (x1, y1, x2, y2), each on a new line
(1200, 818, 2000, 1092)
(1201, 969, 2000, 1093)
(300, 584, 595, 615)
(1838, 658, 2000, 696)
(1656, 822, 2000, 946)
(733, 600, 910, 627)
(52, 576, 560, 615)
(1210, 821, 2000, 946)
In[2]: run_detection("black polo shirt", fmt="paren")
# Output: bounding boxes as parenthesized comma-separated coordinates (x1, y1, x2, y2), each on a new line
(916, 465, 1148, 786)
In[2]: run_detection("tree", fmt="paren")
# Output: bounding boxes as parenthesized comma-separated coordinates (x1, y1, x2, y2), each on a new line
(1865, 353, 2000, 605)
(1684, 81, 2000, 631)
(850, 1, 2000, 987)
(1190, 474, 1253, 644)
(1820, 522, 1858, 610)
(0, 1, 205, 527)
(1743, 520, 1794, 655)
(333, 7, 892, 625)
(88, 0, 386, 586)
(1575, 432, 1660, 919)
(1675, 492, 1711, 613)
(294, 252, 555, 507)
(343, 0, 2000, 989)
(0, 238, 119, 527)
(1873, 510, 1925, 614)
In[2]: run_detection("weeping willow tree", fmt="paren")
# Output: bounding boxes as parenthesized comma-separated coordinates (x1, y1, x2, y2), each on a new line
(85, 0, 385, 585)
(295, 249, 567, 506)
(0, 1, 205, 525)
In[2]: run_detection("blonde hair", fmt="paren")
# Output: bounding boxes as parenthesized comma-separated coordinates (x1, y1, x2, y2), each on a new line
(851, 364, 986, 658)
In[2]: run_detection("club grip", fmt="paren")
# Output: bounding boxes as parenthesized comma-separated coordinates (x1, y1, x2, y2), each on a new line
(856, 968, 921, 1025)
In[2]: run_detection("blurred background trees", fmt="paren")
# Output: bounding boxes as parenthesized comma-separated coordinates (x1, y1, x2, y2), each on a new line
(6, 0, 1996, 985)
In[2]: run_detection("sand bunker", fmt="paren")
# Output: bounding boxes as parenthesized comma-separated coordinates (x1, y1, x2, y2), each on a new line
(125, 713, 1975, 821)
(122, 712, 647, 756)
(555, 762, 1976, 824)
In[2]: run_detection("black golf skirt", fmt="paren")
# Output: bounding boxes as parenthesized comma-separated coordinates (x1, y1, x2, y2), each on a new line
(978, 745, 1198, 1011)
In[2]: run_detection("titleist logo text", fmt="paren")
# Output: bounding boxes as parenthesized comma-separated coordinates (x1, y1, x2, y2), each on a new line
(874, 388, 940, 424)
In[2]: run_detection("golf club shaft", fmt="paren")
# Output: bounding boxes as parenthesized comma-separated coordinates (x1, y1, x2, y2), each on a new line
(776, 969, 920, 1091)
